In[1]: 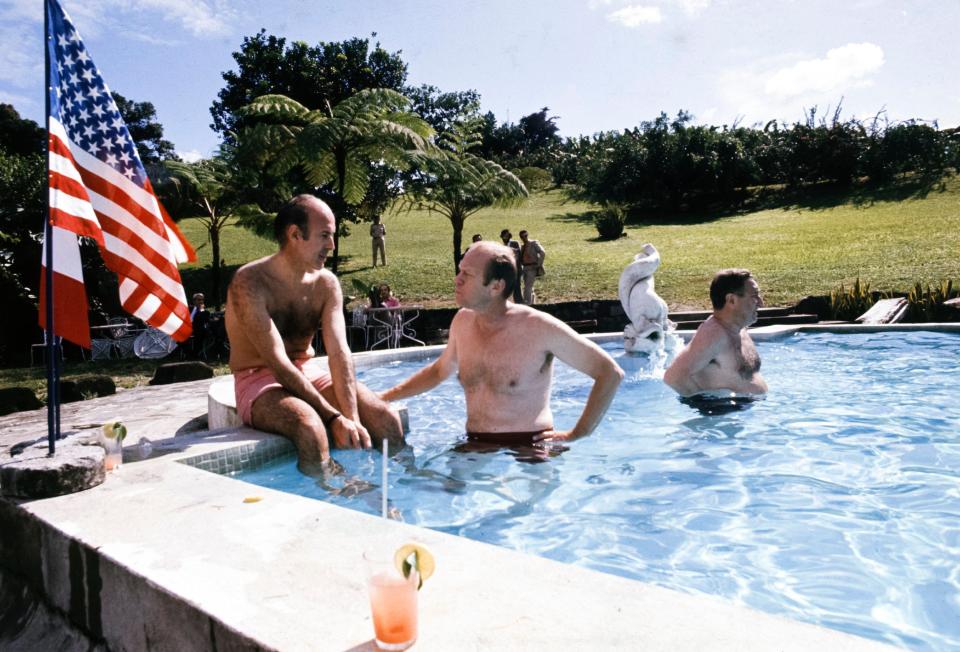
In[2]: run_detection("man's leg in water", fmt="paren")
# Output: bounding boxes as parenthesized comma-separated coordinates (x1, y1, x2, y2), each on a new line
(250, 389, 339, 475)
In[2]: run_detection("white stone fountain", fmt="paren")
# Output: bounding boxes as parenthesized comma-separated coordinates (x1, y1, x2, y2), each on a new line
(618, 243, 680, 356)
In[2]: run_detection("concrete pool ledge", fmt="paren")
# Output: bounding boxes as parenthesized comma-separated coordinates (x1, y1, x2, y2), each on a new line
(1, 333, 938, 650)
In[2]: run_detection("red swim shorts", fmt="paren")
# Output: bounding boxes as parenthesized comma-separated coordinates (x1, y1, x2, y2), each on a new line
(234, 359, 333, 426)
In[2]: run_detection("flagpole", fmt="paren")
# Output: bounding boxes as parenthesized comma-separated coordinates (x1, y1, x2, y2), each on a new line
(44, 0, 60, 455)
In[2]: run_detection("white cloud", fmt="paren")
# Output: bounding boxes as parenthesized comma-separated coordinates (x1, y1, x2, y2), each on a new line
(716, 45, 886, 127)
(671, 0, 711, 16)
(765, 43, 885, 99)
(0, 27, 39, 87)
(177, 149, 205, 163)
(607, 5, 663, 27)
(138, 0, 232, 37)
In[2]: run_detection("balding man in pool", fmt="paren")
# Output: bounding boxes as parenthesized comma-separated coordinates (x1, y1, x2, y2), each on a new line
(226, 195, 403, 475)
(381, 241, 624, 446)
(664, 269, 769, 397)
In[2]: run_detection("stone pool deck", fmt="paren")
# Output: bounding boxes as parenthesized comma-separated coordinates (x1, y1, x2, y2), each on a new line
(0, 328, 925, 650)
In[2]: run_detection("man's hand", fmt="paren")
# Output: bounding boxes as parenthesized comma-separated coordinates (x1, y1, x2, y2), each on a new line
(532, 429, 576, 443)
(329, 417, 372, 449)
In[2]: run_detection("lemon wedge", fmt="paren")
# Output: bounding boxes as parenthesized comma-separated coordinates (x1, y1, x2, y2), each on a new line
(394, 542, 435, 589)
(101, 420, 127, 442)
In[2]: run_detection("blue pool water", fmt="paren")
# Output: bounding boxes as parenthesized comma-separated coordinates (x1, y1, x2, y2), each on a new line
(237, 331, 960, 650)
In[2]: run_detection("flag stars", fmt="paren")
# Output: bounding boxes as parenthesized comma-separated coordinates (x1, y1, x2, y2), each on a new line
(104, 153, 118, 167)
(76, 49, 91, 65)
(91, 103, 105, 119)
(81, 68, 95, 84)
(57, 34, 69, 48)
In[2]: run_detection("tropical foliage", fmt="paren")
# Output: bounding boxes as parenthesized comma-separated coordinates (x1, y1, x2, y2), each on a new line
(402, 118, 528, 272)
(559, 109, 960, 216)
(236, 89, 433, 271)
(162, 154, 267, 307)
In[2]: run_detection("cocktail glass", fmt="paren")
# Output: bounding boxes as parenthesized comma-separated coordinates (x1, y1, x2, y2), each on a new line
(363, 550, 418, 650)
(100, 434, 122, 471)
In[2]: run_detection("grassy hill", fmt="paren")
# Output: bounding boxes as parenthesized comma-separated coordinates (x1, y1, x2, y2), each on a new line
(177, 176, 960, 311)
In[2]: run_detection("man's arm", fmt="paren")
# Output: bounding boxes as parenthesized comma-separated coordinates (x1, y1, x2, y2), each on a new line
(536, 318, 624, 442)
(229, 271, 353, 450)
(380, 313, 462, 401)
(319, 275, 372, 448)
(663, 325, 720, 396)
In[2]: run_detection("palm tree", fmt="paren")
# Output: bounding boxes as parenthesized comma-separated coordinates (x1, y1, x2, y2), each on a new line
(237, 88, 433, 272)
(404, 119, 528, 273)
(163, 155, 263, 307)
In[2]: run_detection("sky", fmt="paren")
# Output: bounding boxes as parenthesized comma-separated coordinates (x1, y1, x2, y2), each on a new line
(2, 0, 957, 163)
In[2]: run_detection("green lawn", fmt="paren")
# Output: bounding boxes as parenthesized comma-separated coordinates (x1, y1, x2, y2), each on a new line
(6, 178, 958, 392)
(178, 176, 960, 311)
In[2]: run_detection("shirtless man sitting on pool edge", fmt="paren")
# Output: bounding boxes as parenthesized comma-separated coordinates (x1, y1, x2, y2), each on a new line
(225, 195, 403, 474)
(664, 268, 768, 397)
(380, 241, 624, 445)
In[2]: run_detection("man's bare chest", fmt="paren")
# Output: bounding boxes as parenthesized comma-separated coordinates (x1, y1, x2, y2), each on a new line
(266, 288, 325, 341)
(457, 338, 552, 393)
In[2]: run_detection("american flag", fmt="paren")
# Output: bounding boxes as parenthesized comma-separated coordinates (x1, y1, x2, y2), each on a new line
(41, 0, 196, 348)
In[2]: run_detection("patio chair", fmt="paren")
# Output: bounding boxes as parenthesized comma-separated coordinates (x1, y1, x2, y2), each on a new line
(348, 307, 378, 351)
(108, 317, 137, 358)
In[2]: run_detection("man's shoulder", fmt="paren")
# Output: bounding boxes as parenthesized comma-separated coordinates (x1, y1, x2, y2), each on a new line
(232, 255, 274, 283)
(691, 317, 729, 346)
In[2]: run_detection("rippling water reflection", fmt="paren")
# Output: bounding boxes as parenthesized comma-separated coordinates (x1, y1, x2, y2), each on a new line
(238, 331, 960, 651)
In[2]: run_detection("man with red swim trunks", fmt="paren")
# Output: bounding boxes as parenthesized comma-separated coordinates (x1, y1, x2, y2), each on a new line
(380, 242, 623, 446)
(226, 195, 403, 474)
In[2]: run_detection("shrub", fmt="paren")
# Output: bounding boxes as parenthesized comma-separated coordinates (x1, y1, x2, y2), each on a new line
(594, 205, 626, 240)
(906, 280, 957, 321)
(513, 166, 553, 192)
(828, 277, 875, 320)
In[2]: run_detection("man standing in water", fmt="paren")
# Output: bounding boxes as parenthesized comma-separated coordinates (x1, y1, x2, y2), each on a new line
(381, 242, 623, 445)
(664, 269, 768, 397)
(226, 195, 403, 474)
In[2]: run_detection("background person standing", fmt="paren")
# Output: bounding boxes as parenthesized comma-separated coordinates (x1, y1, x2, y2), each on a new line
(500, 228, 523, 303)
(519, 229, 546, 304)
(370, 215, 387, 267)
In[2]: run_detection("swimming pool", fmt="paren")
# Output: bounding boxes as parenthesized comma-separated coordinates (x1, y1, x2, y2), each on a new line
(237, 331, 960, 651)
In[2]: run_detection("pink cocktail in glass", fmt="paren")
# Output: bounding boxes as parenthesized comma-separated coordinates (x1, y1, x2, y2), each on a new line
(365, 553, 418, 650)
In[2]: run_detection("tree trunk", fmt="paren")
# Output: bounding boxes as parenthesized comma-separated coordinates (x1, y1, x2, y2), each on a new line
(210, 224, 222, 309)
(331, 151, 348, 275)
(451, 213, 465, 275)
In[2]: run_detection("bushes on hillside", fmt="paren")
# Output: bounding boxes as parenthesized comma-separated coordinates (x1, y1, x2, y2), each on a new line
(558, 109, 958, 216)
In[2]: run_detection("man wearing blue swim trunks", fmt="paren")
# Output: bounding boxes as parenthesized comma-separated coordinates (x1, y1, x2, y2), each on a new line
(664, 269, 768, 397)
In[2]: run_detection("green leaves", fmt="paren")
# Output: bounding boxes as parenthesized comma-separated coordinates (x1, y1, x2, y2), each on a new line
(236, 88, 433, 208)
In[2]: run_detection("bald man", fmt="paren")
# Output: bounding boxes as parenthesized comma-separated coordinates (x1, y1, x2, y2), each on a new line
(226, 195, 402, 474)
(382, 241, 623, 446)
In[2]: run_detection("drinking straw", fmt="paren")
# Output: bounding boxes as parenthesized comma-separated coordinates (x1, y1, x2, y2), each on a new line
(381, 438, 388, 519)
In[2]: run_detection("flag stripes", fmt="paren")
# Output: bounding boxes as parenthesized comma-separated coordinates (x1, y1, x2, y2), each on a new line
(43, 0, 196, 345)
